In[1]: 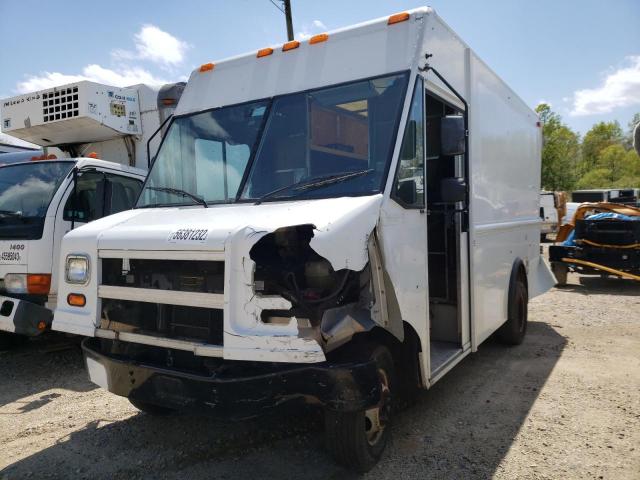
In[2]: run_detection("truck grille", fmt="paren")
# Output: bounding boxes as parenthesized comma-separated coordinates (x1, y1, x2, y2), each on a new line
(99, 256, 225, 345)
(100, 299, 223, 344)
(102, 258, 224, 293)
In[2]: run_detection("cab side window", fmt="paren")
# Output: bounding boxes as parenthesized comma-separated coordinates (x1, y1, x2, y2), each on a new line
(392, 77, 425, 208)
(64, 171, 142, 223)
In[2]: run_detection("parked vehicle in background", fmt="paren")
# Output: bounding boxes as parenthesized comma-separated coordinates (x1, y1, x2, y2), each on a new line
(51, 8, 554, 471)
(540, 191, 566, 241)
(0, 159, 145, 347)
(571, 189, 639, 206)
(550, 202, 640, 285)
(0, 80, 184, 347)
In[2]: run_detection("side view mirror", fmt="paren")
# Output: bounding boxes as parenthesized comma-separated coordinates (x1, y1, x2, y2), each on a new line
(400, 120, 417, 160)
(441, 115, 466, 156)
(441, 177, 466, 203)
(397, 179, 417, 205)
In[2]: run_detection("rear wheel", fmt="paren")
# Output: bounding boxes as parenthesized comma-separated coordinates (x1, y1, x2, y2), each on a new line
(551, 262, 568, 286)
(129, 398, 175, 416)
(324, 344, 395, 473)
(498, 274, 528, 345)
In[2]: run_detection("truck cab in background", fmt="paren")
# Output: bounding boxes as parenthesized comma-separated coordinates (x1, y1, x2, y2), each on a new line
(0, 158, 145, 346)
(0, 80, 184, 346)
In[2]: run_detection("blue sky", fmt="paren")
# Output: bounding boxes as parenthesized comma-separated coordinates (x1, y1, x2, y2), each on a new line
(1, 0, 639, 136)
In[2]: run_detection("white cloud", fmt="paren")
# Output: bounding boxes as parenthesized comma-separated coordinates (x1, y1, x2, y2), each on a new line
(537, 99, 552, 107)
(112, 24, 189, 68)
(297, 19, 327, 40)
(13, 24, 188, 94)
(16, 65, 170, 93)
(570, 55, 640, 116)
(312, 20, 327, 30)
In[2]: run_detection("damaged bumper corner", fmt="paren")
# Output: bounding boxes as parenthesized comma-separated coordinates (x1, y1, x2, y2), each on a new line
(82, 337, 382, 417)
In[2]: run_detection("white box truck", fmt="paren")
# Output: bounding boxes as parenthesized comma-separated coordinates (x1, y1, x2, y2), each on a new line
(52, 8, 554, 471)
(0, 81, 184, 346)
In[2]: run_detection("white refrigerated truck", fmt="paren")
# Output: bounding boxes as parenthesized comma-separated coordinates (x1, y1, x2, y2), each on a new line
(52, 8, 554, 471)
(0, 81, 184, 346)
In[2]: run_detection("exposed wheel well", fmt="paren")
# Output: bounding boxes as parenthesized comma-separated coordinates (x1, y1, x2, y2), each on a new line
(351, 321, 423, 390)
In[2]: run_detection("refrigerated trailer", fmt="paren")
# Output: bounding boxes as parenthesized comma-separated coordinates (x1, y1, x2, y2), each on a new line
(52, 8, 554, 471)
(0, 81, 184, 345)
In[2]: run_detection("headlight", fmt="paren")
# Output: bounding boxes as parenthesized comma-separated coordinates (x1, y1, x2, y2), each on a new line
(66, 255, 90, 284)
(4, 273, 27, 293)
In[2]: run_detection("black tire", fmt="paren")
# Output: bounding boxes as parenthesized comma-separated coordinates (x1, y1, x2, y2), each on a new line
(129, 398, 175, 416)
(324, 344, 395, 473)
(551, 262, 568, 286)
(540, 233, 547, 243)
(0, 332, 28, 350)
(498, 273, 528, 345)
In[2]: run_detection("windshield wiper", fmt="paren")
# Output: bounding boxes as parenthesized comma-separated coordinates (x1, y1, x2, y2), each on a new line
(144, 187, 208, 208)
(254, 169, 374, 205)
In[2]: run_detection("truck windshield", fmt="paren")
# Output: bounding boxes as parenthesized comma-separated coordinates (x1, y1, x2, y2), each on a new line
(137, 72, 408, 207)
(0, 161, 74, 218)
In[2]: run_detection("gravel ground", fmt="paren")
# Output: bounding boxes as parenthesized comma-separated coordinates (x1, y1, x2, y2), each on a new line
(1, 271, 639, 479)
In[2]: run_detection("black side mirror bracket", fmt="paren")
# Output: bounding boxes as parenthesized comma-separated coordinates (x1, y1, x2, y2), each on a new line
(441, 177, 467, 204)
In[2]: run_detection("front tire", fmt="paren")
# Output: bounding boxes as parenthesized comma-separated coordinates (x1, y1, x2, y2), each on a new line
(498, 274, 528, 345)
(324, 344, 395, 473)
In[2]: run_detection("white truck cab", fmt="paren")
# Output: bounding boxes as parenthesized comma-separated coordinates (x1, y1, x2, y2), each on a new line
(52, 8, 554, 471)
(0, 80, 184, 345)
(0, 158, 145, 343)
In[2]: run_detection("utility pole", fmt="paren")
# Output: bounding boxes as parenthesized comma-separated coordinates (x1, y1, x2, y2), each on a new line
(284, 0, 294, 41)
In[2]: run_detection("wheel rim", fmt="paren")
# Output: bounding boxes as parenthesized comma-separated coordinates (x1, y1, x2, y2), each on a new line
(364, 368, 391, 446)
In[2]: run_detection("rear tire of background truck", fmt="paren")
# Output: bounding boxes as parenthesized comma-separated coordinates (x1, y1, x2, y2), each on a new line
(324, 344, 395, 473)
(497, 271, 528, 346)
(129, 398, 175, 416)
(0, 332, 28, 350)
(551, 262, 568, 286)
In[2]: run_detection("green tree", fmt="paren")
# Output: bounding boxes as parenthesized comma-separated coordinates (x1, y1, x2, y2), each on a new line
(596, 144, 628, 183)
(535, 103, 580, 191)
(575, 168, 614, 189)
(581, 121, 623, 172)
(618, 149, 640, 187)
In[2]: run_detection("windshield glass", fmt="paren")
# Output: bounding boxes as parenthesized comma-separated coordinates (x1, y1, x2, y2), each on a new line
(137, 72, 408, 207)
(0, 161, 74, 218)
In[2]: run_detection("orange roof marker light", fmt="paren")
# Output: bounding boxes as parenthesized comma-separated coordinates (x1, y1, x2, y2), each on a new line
(257, 47, 274, 58)
(87, 152, 99, 159)
(309, 33, 329, 45)
(199, 62, 215, 73)
(282, 40, 300, 52)
(388, 12, 410, 25)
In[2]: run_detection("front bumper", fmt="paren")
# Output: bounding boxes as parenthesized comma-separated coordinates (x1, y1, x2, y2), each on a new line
(0, 294, 53, 336)
(82, 338, 382, 417)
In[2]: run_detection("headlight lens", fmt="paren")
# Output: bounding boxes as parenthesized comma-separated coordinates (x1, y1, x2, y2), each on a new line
(66, 255, 89, 284)
(4, 273, 27, 293)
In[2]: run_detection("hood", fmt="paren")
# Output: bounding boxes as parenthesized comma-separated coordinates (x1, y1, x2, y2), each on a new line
(70, 195, 383, 271)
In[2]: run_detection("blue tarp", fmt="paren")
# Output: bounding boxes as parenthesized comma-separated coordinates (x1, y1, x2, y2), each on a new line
(562, 212, 640, 246)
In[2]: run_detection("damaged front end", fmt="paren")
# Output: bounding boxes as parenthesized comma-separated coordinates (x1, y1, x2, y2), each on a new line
(249, 224, 380, 354)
